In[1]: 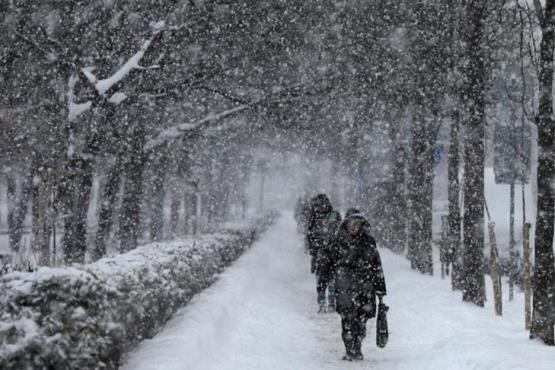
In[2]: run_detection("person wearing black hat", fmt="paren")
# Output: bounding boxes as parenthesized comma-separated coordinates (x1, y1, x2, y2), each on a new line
(306, 193, 341, 313)
(327, 209, 387, 361)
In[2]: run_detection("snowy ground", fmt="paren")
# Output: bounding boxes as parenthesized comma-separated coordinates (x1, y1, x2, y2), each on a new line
(123, 214, 553, 370)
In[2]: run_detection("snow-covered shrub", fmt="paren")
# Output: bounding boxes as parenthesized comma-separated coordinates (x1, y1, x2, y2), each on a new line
(0, 214, 275, 369)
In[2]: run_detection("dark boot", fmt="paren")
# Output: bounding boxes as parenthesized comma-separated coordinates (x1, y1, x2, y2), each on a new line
(342, 341, 356, 361)
(352, 316, 365, 361)
(341, 328, 356, 359)
(353, 338, 363, 361)
(343, 334, 358, 360)
(317, 293, 326, 313)
(317, 279, 326, 313)
(327, 296, 336, 312)
(327, 280, 336, 312)
(341, 314, 360, 359)
(342, 353, 354, 361)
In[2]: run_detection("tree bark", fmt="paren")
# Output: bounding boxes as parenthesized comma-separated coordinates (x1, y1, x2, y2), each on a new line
(184, 190, 193, 235)
(33, 170, 54, 266)
(461, 1, 486, 307)
(6, 175, 16, 240)
(390, 131, 407, 254)
(407, 111, 434, 275)
(149, 154, 166, 242)
(531, 0, 555, 345)
(448, 113, 463, 290)
(119, 124, 147, 252)
(92, 158, 122, 261)
(8, 160, 37, 253)
(170, 189, 180, 238)
(62, 157, 94, 264)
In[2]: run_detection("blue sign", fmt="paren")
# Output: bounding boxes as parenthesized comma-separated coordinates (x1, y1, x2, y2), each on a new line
(433, 144, 442, 167)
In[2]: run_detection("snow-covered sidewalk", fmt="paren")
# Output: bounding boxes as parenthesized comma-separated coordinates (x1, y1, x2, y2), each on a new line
(123, 214, 554, 370)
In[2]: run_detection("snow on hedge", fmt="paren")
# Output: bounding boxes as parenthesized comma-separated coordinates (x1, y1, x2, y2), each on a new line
(0, 214, 275, 369)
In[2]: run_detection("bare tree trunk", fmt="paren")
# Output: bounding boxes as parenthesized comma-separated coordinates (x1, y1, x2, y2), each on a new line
(190, 181, 201, 236)
(149, 154, 166, 242)
(6, 175, 16, 239)
(461, 1, 486, 307)
(531, 0, 555, 345)
(407, 111, 434, 275)
(523, 222, 532, 330)
(461, 122, 486, 306)
(119, 124, 146, 252)
(92, 158, 122, 261)
(61, 101, 113, 264)
(184, 191, 193, 235)
(34, 170, 54, 266)
(170, 188, 179, 238)
(488, 222, 502, 316)
(8, 160, 37, 253)
(390, 131, 407, 254)
(448, 113, 463, 290)
(62, 157, 94, 264)
(330, 158, 341, 208)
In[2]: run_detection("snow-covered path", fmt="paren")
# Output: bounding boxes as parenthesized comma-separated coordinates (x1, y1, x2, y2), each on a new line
(123, 214, 554, 370)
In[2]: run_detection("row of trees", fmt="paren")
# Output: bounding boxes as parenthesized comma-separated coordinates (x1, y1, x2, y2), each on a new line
(1, 0, 553, 344)
(1, 0, 321, 264)
(304, 0, 555, 345)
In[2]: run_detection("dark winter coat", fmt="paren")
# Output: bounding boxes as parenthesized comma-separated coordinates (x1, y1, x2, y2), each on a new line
(329, 213, 386, 318)
(306, 194, 341, 276)
(294, 197, 311, 229)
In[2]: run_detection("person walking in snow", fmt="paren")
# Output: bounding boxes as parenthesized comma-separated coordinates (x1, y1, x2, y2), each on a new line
(306, 193, 342, 313)
(327, 209, 386, 361)
(294, 196, 311, 234)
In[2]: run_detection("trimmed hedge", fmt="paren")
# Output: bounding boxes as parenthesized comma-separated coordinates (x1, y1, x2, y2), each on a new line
(0, 214, 275, 369)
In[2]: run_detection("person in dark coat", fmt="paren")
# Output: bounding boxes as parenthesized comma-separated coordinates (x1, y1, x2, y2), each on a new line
(294, 196, 311, 234)
(328, 209, 386, 361)
(306, 193, 342, 313)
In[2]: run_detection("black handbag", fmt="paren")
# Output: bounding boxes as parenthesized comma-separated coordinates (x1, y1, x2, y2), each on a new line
(376, 297, 389, 348)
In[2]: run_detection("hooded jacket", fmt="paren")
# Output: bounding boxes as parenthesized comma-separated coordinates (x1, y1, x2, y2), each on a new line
(330, 212, 386, 317)
(306, 194, 341, 255)
(306, 194, 341, 276)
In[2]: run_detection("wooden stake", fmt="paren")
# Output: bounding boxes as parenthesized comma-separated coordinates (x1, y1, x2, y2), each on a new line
(488, 222, 502, 316)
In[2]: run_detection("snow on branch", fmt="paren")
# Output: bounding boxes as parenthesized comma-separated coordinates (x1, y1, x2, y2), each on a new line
(81, 39, 153, 97)
(145, 105, 249, 150)
(144, 82, 327, 150)
(67, 75, 92, 122)
(81, 22, 164, 97)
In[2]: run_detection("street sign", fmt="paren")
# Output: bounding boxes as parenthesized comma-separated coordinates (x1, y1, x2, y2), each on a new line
(433, 144, 442, 167)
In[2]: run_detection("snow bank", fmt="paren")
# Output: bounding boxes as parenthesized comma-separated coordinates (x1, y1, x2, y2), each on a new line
(0, 214, 275, 369)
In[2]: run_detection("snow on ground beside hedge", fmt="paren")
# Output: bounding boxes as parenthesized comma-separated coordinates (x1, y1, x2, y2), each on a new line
(125, 213, 554, 370)
(0, 214, 275, 369)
